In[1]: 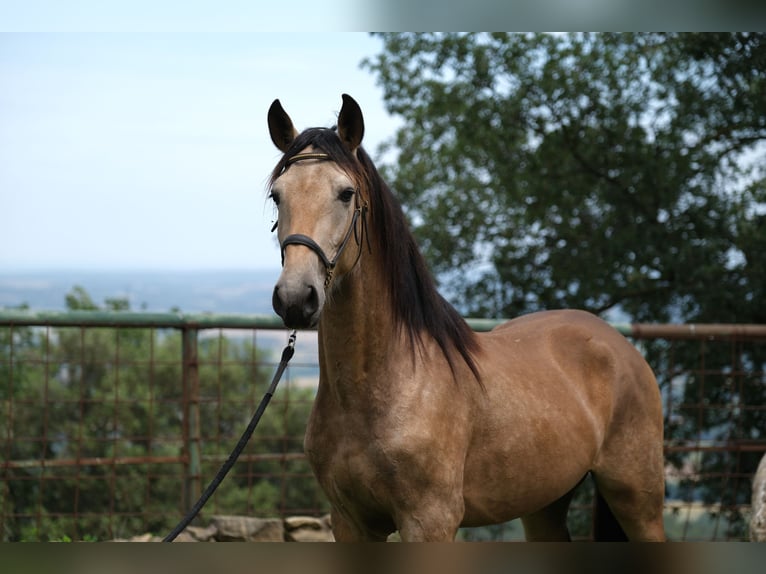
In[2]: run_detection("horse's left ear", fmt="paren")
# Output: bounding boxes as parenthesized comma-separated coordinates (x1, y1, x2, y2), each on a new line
(337, 94, 364, 153)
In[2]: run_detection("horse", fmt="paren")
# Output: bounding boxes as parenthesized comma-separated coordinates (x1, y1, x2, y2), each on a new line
(266, 94, 666, 542)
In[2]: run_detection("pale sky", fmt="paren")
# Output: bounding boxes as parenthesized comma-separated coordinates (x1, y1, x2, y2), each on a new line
(0, 32, 397, 271)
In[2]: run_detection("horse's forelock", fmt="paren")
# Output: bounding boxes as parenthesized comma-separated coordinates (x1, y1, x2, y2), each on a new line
(269, 127, 362, 189)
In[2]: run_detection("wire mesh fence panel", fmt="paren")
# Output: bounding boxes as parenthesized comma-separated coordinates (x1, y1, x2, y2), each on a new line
(1, 312, 764, 541)
(0, 317, 323, 541)
(644, 333, 766, 541)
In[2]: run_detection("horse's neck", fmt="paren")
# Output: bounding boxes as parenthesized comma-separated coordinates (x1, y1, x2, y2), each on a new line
(317, 265, 398, 388)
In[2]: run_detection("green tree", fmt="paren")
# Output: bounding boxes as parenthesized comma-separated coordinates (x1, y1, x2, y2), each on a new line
(363, 32, 765, 323)
(364, 32, 766, 539)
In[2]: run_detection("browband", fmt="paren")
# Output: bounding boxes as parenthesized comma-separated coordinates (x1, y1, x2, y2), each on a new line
(285, 152, 331, 166)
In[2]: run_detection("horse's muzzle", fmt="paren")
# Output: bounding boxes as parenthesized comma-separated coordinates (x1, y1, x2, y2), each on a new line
(272, 283, 320, 329)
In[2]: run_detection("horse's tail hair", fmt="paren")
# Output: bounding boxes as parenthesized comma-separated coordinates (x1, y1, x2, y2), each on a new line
(592, 487, 629, 541)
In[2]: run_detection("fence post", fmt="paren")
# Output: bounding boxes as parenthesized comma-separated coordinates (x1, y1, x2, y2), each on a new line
(752, 453, 766, 541)
(182, 325, 202, 518)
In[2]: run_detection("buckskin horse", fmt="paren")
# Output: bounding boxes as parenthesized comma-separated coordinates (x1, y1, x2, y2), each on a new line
(266, 94, 666, 542)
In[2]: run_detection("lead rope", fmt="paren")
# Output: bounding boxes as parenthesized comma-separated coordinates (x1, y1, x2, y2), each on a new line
(163, 330, 297, 542)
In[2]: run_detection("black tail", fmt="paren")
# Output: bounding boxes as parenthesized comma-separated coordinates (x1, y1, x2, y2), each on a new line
(593, 486, 628, 541)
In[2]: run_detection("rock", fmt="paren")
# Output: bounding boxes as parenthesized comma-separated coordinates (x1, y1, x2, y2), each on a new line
(284, 515, 334, 542)
(286, 528, 334, 542)
(182, 523, 218, 542)
(211, 515, 285, 542)
(170, 531, 198, 543)
(108, 514, 335, 542)
(284, 516, 325, 531)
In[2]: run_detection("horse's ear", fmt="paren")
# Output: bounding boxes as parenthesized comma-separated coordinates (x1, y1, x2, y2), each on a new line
(337, 94, 364, 153)
(268, 99, 299, 152)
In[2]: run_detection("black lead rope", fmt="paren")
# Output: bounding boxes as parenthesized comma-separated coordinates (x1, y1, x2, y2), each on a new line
(163, 330, 297, 542)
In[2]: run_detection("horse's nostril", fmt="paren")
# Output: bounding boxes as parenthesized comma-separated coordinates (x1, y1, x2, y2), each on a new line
(272, 286, 285, 319)
(303, 284, 319, 318)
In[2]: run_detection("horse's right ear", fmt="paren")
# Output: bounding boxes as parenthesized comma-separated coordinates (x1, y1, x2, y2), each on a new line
(268, 99, 299, 152)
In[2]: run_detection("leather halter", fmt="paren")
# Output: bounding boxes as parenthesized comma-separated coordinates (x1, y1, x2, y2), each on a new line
(274, 152, 370, 288)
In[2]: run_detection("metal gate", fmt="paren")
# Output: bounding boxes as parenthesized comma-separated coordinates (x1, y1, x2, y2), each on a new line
(1, 310, 764, 541)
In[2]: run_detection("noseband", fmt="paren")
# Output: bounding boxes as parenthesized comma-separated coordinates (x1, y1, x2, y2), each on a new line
(275, 152, 370, 288)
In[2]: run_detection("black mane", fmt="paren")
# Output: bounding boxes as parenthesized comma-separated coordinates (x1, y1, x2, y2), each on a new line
(270, 128, 481, 383)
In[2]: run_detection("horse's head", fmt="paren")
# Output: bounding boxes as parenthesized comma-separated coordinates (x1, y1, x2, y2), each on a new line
(267, 94, 368, 329)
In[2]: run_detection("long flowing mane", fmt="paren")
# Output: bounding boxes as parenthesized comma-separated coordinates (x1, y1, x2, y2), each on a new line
(269, 127, 481, 382)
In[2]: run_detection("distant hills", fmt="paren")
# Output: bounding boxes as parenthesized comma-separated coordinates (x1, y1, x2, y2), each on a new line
(0, 269, 282, 314)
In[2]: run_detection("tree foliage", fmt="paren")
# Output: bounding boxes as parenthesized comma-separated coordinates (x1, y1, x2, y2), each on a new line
(363, 32, 765, 323)
(0, 288, 324, 541)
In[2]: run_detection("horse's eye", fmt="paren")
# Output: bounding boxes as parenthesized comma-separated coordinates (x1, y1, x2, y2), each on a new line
(269, 191, 281, 206)
(339, 188, 355, 204)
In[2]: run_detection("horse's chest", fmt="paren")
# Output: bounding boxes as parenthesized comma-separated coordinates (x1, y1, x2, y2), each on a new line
(305, 425, 394, 510)
(304, 382, 468, 518)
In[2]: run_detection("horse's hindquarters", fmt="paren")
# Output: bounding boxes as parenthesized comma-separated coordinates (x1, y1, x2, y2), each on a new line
(462, 310, 665, 540)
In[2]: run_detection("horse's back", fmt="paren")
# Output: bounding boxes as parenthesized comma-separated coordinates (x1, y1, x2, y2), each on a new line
(481, 309, 661, 436)
(486, 309, 655, 390)
(489, 308, 626, 344)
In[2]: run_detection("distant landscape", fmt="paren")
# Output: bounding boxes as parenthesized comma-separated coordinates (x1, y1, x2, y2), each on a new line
(0, 268, 320, 385)
(0, 269, 282, 314)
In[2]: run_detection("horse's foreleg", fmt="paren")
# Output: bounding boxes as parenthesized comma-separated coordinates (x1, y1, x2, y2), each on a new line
(395, 496, 464, 542)
(329, 508, 391, 542)
(397, 514, 461, 542)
